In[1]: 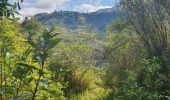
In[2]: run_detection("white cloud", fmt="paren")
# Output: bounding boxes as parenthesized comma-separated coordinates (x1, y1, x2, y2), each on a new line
(19, 8, 46, 17)
(16, 0, 113, 19)
(77, 4, 112, 12)
(18, 0, 70, 17)
(36, 0, 70, 9)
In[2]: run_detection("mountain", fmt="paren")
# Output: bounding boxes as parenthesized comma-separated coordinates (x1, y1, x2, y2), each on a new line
(34, 7, 118, 33)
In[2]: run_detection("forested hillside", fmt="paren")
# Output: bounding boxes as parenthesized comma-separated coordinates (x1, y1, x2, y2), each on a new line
(35, 7, 118, 33)
(0, 0, 170, 100)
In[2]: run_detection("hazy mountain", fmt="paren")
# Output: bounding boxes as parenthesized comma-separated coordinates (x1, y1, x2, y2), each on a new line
(34, 7, 118, 33)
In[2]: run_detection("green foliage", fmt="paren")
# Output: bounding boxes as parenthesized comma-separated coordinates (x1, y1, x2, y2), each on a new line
(0, 18, 65, 100)
(103, 32, 145, 88)
(103, 3, 170, 98)
(48, 40, 95, 95)
(35, 8, 118, 33)
(109, 58, 170, 100)
(1, 0, 170, 100)
(0, 18, 28, 99)
(25, 25, 62, 100)
(0, 0, 23, 18)
(101, 1, 170, 100)
(21, 17, 44, 35)
(119, 0, 169, 57)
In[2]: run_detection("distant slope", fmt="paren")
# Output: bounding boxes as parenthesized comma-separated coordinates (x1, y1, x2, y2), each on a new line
(35, 7, 118, 33)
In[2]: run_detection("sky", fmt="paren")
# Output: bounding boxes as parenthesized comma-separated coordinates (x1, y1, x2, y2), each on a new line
(10, 0, 117, 17)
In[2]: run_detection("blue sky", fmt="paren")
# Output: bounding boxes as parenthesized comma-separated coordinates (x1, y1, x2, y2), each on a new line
(10, 0, 117, 17)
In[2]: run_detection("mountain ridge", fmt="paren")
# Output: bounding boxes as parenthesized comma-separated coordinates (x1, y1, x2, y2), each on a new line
(35, 7, 118, 33)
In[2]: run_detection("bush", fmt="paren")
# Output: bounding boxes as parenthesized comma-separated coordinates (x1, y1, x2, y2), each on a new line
(105, 57, 170, 100)
(48, 41, 96, 95)
(103, 33, 145, 88)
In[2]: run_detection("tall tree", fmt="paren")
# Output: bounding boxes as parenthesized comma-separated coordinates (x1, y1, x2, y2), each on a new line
(118, 0, 170, 97)
(119, 0, 169, 57)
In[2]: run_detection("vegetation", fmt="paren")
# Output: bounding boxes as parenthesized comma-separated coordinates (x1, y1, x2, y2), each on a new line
(35, 8, 117, 33)
(0, 0, 170, 100)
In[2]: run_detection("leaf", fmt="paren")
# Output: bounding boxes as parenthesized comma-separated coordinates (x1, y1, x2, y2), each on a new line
(5, 52, 11, 61)
(27, 38, 37, 49)
(36, 55, 43, 64)
(11, 13, 15, 19)
(42, 30, 52, 41)
(27, 77, 34, 84)
(38, 79, 49, 88)
(36, 53, 48, 64)
(17, 63, 37, 70)
(46, 38, 61, 50)
(13, 93, 32, 100)
(13, 2, 17, 9)
(50, 26, 61, 32)
(6, 3, 14, 7)
(17, 2, 21, 10)
(14, 63, 37, 79)
(21, 47, 32, 61)
(38, 69, 45, 76)
(0, 85, 15, 95)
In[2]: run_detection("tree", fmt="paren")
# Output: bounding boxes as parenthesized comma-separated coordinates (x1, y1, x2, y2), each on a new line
(118, 0, 170, 97)
(119, 0, 169, 57)
(0, 18, 27, 100)
(26, 26, 61, 100)
(155, 0, 170, 14)
(0, 0, 23, 18)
